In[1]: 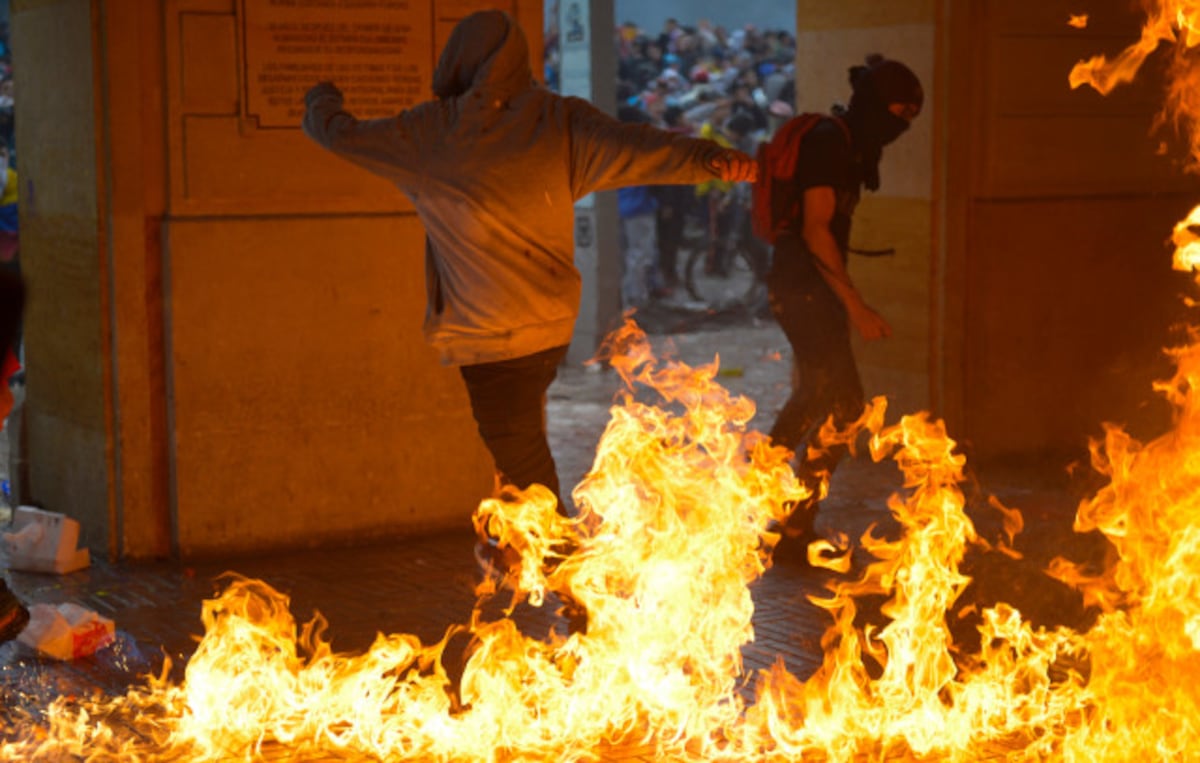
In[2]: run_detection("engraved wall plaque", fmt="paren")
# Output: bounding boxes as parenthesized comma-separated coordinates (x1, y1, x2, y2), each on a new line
(240, 0, 434, 129)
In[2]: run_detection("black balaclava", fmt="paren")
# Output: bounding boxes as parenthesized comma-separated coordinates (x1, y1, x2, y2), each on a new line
(840, 55, 923, 191)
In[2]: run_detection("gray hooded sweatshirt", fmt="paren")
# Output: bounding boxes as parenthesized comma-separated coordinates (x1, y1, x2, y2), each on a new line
(303, 10, 729, 366)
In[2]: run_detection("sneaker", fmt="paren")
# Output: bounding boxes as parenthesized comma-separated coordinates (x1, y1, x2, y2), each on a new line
(474, 535, 585, 586)
(473, 536, 523, 584)
(0, 580, 29, 643)
(475, 536, 590, 633)
(560, 592, 588, 636)
(770, 499, 820, 568)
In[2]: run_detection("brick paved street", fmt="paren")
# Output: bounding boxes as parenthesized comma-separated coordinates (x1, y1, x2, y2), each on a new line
(0, 314, 1096, 759)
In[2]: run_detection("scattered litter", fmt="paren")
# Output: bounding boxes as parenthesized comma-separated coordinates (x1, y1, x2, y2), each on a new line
(3, 506, 91, 574)
(17, 602, 115, 660)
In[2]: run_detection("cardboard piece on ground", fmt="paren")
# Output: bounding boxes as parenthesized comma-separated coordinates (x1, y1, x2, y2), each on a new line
(3, 506, 90, 574)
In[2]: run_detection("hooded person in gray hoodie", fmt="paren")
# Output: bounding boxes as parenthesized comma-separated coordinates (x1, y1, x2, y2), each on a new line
(302, 11, 754, 540)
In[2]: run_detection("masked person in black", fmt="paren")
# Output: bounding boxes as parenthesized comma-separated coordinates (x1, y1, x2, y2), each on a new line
(758, 55, 923, 563)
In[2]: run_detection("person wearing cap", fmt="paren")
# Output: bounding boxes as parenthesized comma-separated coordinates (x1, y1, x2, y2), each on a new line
(302, 11, 755, 561)
(759, 54, 923, 562)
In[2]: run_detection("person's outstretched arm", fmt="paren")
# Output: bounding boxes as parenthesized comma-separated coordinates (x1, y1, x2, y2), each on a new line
(302, 82, 422, 185)
(566, 98, 754, 199)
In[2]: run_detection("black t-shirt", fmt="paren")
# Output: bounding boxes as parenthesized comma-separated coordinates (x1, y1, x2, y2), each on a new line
(788, 119, 860, 254)
(768, 118, 861, 292)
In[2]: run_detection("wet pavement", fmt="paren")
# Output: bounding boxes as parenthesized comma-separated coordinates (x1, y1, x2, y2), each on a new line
(0, 310, 1101, 758)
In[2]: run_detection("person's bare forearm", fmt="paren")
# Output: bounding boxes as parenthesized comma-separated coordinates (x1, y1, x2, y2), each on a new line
(802, 224, 892, 341)
(803, 226, 863, 311)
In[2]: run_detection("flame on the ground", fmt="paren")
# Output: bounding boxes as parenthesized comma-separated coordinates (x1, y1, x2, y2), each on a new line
(743, 404, 1089, 761)
(5, 313, 1196, 761)
(0, 321, 815, 760)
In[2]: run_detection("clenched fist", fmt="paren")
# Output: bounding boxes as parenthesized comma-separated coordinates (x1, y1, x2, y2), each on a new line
(305, 81, 344, 109)
(708, 148, 758, 183)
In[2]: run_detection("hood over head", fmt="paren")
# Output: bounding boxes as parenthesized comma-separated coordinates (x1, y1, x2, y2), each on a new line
(432, 10, 535, 102)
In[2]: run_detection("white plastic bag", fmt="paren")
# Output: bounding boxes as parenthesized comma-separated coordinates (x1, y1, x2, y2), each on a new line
(17, 602, 114, 660)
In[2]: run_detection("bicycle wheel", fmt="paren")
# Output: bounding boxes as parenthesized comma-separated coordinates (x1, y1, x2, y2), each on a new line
(684, 242, 764, 310)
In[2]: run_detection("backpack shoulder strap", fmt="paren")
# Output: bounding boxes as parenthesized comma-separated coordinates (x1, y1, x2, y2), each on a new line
(827, 114, 851, 144)
(752, 113, 831, 244)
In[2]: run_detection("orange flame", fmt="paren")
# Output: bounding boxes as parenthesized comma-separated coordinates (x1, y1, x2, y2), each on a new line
(743, 403, 1088, 760)
(1048, 248, 1200, 758)
(1070, 0, 1200, 169)
(0, 322, 815, 760)
(0, 325, 1118, 760)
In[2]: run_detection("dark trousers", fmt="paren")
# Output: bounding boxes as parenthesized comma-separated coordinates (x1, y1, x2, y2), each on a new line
(656, 200, 687, 289)
(767, 273, 864, 486)
(459, 344, 569, 511)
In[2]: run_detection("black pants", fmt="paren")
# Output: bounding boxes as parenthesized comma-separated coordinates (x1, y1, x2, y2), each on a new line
(767, 262, 864, 485)
(657, 203, 686, 287)
(459, 345, 569, 511)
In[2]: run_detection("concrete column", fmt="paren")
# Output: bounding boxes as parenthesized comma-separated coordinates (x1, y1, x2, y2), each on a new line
(558, 0, 621, 366)
(12, 0, 546, 558)
(11, 0, 114, 555)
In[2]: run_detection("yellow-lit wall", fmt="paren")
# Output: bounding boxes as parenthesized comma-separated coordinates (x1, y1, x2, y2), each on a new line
(14, 0, 544, 557)
(794, 0, 935, 417)
(12, 0, 113, 553)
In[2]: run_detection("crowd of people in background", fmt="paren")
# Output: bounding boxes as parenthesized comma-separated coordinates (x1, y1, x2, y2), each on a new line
(545, 12, 799, 308)
(0, 18, 20, 420)
(0, 23, 13, 157)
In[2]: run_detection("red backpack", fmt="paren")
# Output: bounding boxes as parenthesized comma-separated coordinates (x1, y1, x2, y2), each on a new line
(752, 113, 850, 244)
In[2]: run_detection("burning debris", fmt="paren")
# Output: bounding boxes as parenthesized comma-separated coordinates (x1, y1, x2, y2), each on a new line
(0, 305, 1197, 760)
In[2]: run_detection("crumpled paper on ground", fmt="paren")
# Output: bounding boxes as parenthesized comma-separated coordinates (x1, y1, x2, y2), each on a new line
(16, 602, 115, 660)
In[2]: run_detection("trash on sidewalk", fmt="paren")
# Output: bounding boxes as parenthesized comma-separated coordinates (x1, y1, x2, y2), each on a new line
(3, 506, 91, 574)
(17, 602, 115, 660)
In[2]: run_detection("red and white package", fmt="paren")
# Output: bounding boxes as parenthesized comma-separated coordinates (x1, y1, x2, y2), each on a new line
(16, 602, 115, 660)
